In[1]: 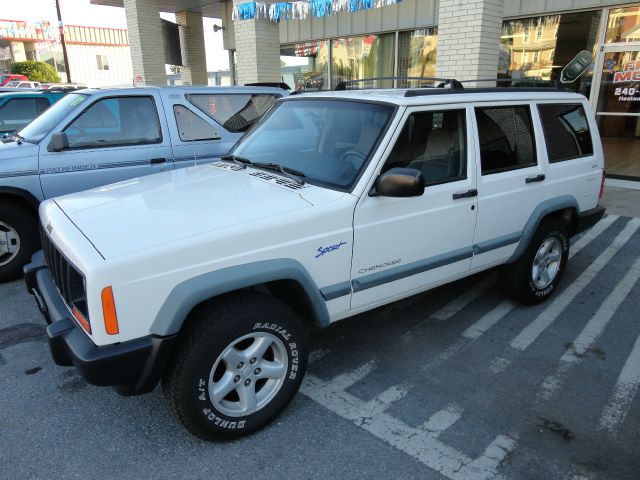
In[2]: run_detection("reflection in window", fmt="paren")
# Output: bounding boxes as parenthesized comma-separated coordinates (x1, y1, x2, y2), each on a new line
(396, 29, 438, 87)
(499, 11, 601, 96)
(280, 41, 330, 91)
(476, 106, 536, 175)
(605, 6, 640, 43)
(187, 94, 280, 133)
(173, 105, 218, 142)
(538, 104, 593, 162)
(331, 34, 395, 89)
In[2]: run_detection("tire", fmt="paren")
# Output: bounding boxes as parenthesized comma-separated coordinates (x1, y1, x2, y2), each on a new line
(500, 217, 569, 305)
(0, 201, 38, 283)
(163, 292, 308, 441)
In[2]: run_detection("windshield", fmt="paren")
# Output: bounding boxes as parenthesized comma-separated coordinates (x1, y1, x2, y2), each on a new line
(19, 93, 88, 143)
(230, 99, 394, 190)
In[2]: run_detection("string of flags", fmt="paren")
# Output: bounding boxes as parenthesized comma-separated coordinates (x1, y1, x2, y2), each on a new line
(232, 0, 403, 23)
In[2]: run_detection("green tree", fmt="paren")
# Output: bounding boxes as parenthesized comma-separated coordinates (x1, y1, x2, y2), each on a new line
(10, 61, 61, 83)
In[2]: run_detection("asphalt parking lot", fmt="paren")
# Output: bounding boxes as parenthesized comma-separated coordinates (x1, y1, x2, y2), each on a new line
(1, 209, 639, 479)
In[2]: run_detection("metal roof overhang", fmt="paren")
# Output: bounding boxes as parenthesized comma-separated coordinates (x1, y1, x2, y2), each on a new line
(90, 0, 224, 18)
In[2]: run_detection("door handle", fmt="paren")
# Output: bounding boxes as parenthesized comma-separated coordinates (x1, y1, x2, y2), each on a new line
(525, 174, 546, 184)
(150, 158, 167, 165)
(452, 189, 478, 200)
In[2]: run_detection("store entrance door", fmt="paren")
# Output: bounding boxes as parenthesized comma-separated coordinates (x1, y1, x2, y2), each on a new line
(592, 44, 640, 179)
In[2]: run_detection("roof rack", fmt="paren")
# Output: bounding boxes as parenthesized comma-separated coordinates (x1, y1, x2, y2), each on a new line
(335, 76, 464, 91)
(459, 78, 564, 89)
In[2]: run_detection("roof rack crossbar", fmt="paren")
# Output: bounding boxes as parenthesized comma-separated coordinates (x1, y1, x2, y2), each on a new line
(458, 78, 564, 89)
(335, 76, 463, 91)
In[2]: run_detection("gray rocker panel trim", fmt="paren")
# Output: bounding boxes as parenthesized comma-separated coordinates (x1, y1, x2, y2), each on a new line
(150, 259, 330, 336)
(473, 231, 522, 255)
(507, 194, 579, 263)
(352, 246, 474, 293)
(320, 281, 352, 301)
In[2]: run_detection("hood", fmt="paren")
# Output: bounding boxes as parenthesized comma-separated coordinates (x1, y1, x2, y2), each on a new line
(53, 162, 342, 259)
(0, 139, 39, 160)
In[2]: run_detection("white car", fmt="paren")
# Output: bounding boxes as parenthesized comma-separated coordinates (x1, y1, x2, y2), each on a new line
(5, 80, 41, 88)
(25, 83, 605, 441)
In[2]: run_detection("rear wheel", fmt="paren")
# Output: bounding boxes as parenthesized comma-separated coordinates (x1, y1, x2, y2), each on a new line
(500, 217, 569, 305)
(163, 292, 308, 441)
(0, 201, 38, 282)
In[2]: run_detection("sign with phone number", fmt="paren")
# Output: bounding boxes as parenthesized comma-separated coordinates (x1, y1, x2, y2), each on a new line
(614, 87, 640, 103)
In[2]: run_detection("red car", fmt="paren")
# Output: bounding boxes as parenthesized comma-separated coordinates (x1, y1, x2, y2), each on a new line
(0, 74, 28, 86)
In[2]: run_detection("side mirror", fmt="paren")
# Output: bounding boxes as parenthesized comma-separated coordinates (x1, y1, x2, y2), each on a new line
(371, 167, 425, 197)
(560, 51, 594, 84)
(48, 132, 68, 152)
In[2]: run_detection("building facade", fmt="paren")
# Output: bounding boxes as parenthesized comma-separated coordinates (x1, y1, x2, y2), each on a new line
(0, 20, 133, 87)
(217, 1, 640, 180)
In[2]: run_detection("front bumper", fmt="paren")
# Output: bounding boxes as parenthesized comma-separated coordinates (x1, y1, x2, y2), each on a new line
(575, 205, 606, 236)
(24, 251, 177, 396)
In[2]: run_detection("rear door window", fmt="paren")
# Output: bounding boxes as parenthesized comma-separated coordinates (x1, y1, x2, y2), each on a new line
(475, 106, 537, 175)
(538, 104, 594, 162)
(186, 93, 280, 133)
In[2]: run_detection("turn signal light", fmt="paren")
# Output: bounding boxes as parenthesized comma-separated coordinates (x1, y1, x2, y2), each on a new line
(72, 306, 91, 334)
(101, 286, 119, 335)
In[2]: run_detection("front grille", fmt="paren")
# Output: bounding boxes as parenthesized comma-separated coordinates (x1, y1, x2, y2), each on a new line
(40, 224, 88, 321)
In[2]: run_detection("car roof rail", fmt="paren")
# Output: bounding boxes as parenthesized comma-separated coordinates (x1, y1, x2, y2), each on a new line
(244, 82, 291, 90)
(335, 77, 464, 91)
(459, 78, 565, 89)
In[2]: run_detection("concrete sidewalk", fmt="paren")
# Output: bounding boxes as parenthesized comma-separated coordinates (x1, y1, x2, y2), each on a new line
(601, 186, 640, 218)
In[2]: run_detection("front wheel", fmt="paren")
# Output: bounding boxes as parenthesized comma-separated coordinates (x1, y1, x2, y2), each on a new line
(163, 292, 308, 441)
(500, 217, 569, 305)
(0, 201, 38, 282)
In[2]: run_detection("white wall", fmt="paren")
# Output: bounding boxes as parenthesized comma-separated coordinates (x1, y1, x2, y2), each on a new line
(65, 44, 133, 87)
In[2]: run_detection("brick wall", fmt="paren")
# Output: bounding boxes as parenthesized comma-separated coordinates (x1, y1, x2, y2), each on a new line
(436, 0, 504, 84)
(124, 0, 166, 86)
(176, 11, 208, 85)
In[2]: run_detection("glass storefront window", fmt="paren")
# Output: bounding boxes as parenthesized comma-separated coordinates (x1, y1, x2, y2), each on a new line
(499, 11, 602, 96)
(397, 28, 438, 87)
(280, 40, 329, 92)
(331, 33, 395, 89)
(605, 6, 640, 43)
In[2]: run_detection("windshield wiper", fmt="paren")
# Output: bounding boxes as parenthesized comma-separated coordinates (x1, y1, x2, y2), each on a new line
(251, 162, 306, 185)
(220, 154, 251, 169)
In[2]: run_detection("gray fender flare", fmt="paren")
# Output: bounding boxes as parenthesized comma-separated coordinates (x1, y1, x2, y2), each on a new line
(507, 195, 579, 263)
(150, 259, 330, 336)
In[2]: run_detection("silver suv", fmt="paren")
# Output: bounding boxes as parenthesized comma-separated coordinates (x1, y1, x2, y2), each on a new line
(0, 85, 286, 281)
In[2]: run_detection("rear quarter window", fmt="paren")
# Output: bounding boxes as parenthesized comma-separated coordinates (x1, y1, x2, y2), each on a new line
(186, 93, 280, 133)
(538, 104, 594, 162)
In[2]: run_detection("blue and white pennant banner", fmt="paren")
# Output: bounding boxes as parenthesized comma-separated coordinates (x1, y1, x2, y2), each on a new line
(232, 0, 403, 22)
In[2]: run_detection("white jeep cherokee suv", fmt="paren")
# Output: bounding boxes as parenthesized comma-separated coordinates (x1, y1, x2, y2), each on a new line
(25, 84, 605, 440)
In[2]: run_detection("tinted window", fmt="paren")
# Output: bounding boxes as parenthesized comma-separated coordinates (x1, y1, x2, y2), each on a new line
(0, 98, 49, 132)
(231, 100, 394, 190)
(538, 104, 593, 162)
(476, 106, 536, 175)
(187, 94, 279, 133)
(173, 105, 218, 141)
(384, 109, 467, 185)
(64, 96, 161, 149)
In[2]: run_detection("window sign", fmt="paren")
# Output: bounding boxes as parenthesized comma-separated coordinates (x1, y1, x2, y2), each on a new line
(597, 52, 640, 114)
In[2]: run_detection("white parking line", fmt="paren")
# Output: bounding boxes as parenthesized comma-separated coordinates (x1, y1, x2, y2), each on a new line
(460, 215, 620, 350)
(462, 300, 517, 340)
(432, 275, 497, 322)
(300, 363, 517, 480)
(539, 253, 640, 400)
(599, 330, 640, 434)
(510, 218, 640, 351)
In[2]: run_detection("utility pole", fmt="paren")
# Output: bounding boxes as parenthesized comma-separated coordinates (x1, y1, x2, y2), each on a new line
(55, 0, 72, 83)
